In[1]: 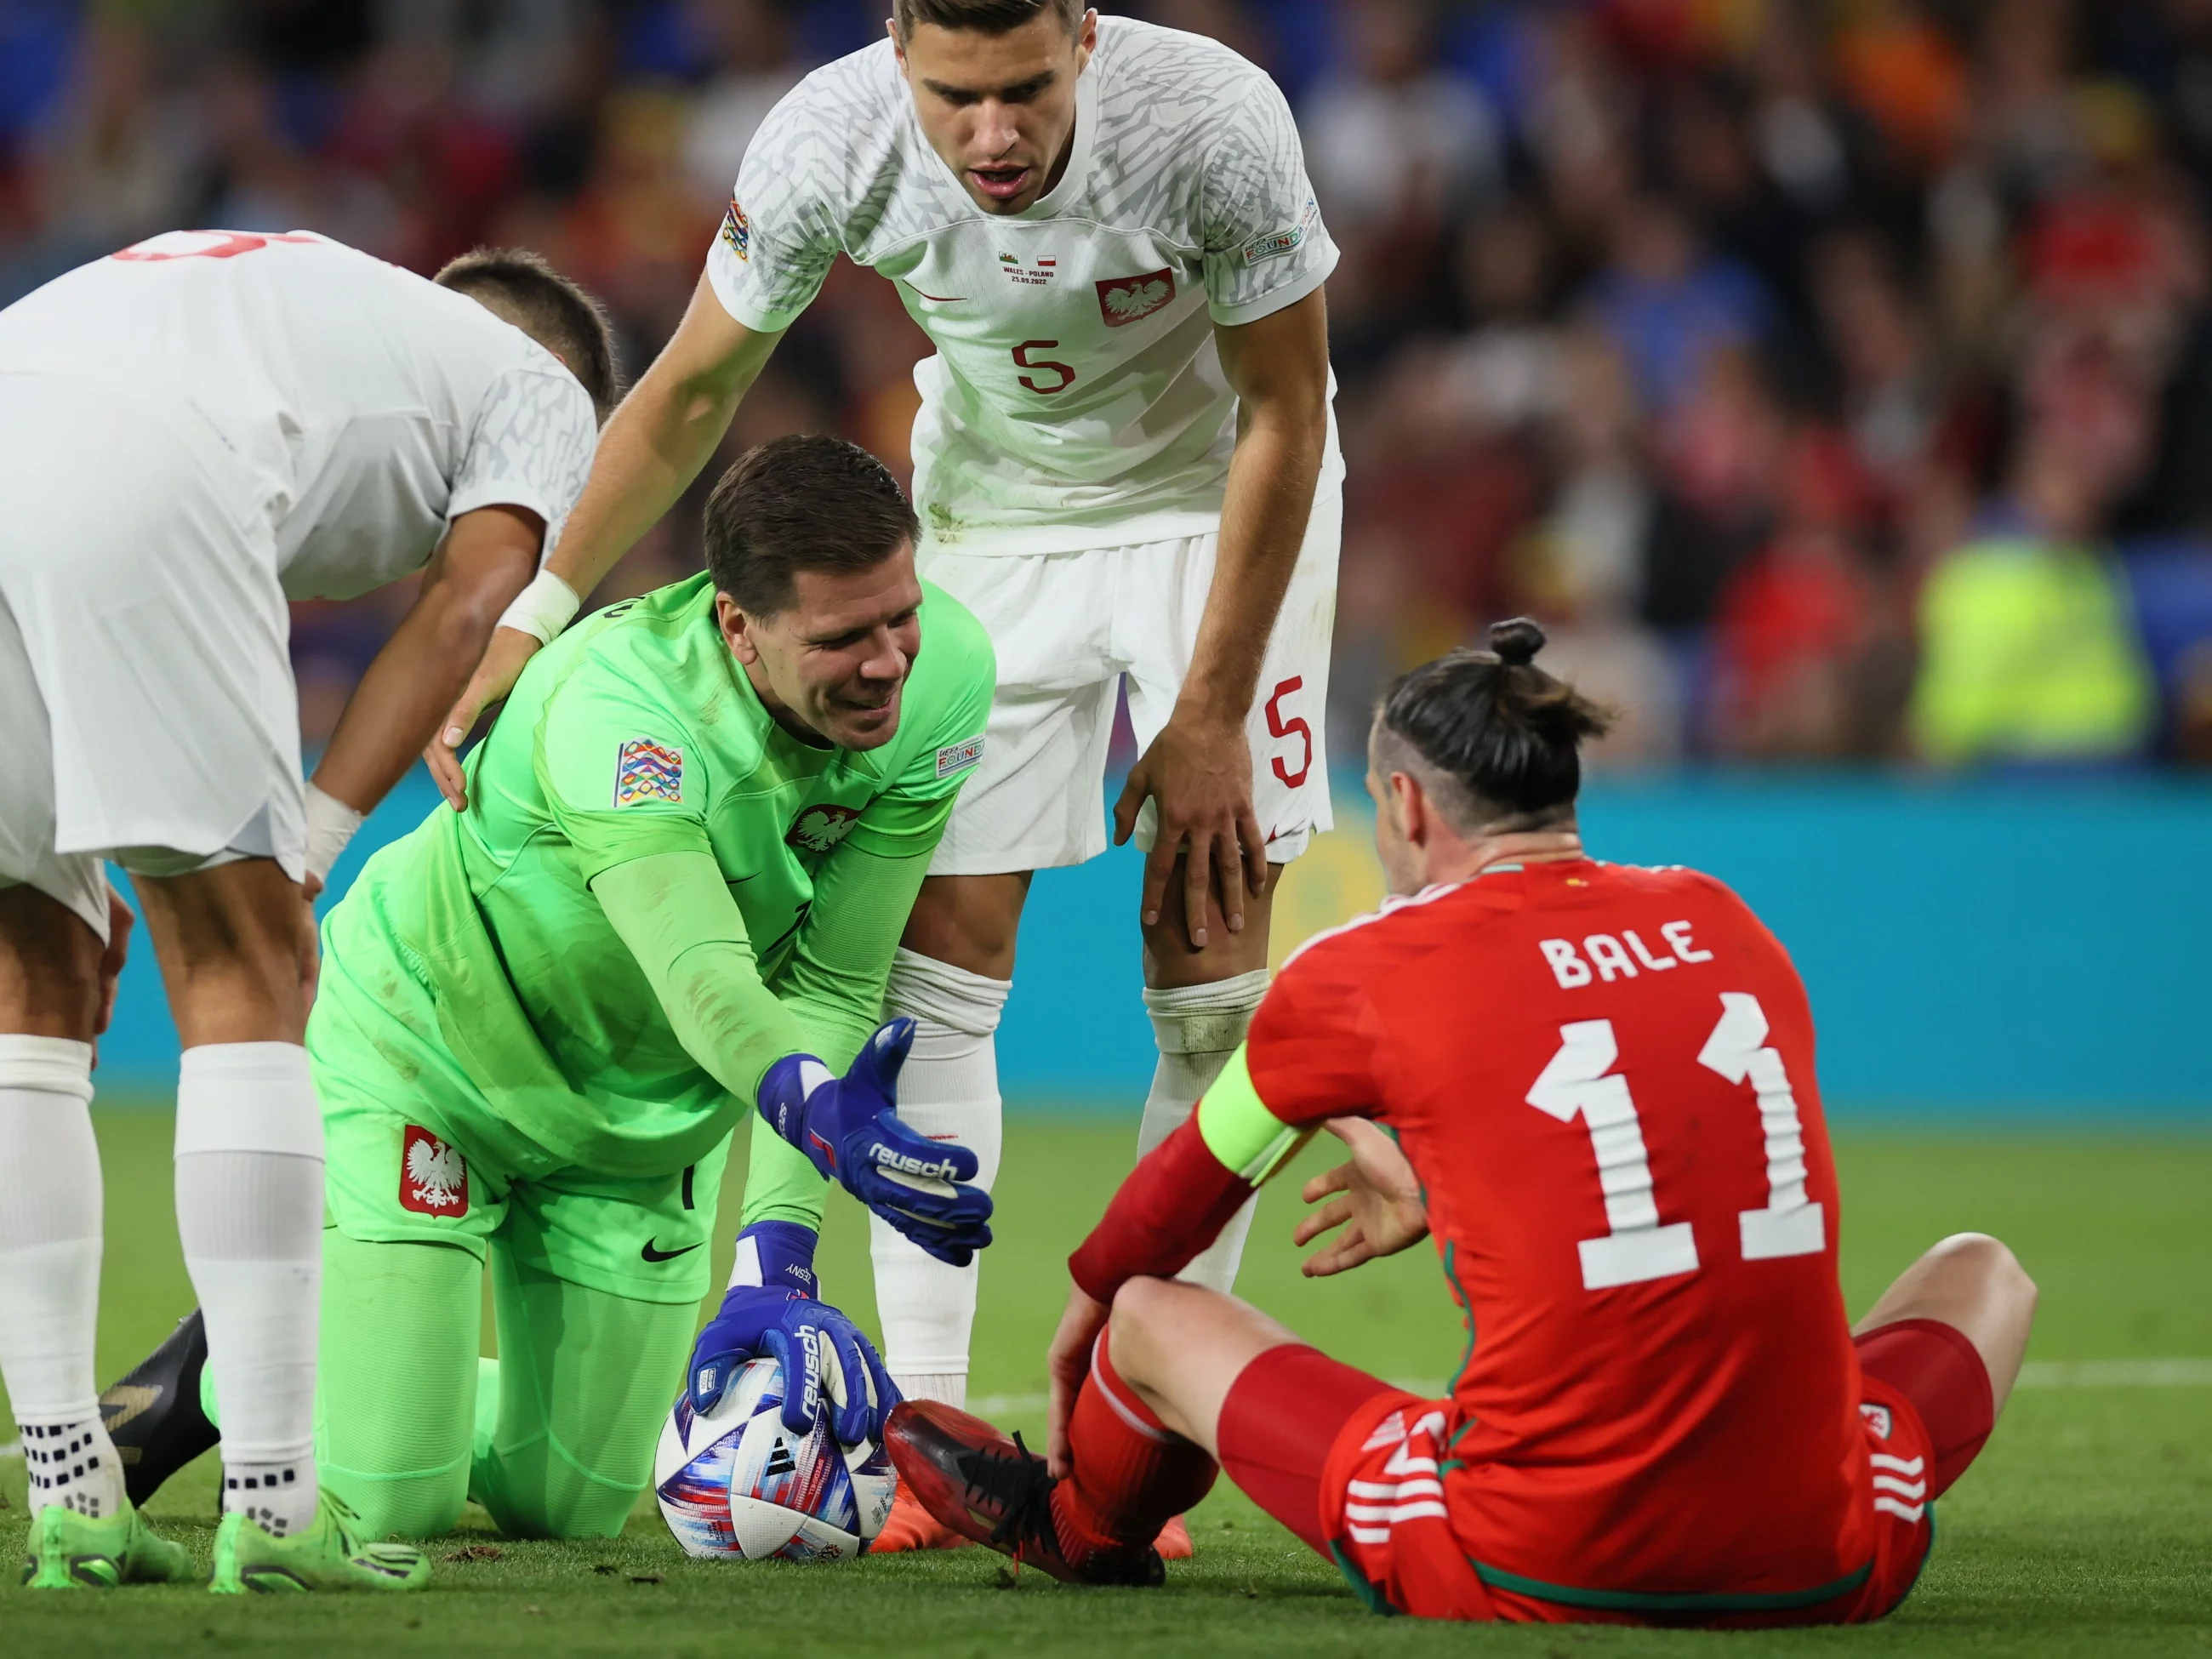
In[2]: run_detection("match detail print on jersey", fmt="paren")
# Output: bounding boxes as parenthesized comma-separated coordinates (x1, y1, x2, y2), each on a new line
(1528, 993, 1826, 1291)
(615, 738, 685, 807)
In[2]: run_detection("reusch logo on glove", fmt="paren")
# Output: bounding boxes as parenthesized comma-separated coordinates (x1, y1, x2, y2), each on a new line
(873, 1145, 962, 1180)
(798, 1327, 824, 1421)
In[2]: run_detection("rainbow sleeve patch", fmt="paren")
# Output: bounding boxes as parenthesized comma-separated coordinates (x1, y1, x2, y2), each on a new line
(615, 738, 684, 807)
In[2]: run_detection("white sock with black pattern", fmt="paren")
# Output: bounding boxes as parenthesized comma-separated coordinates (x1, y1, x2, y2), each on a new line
(175, 1043, 324, 1537)
(0, 1036, 123, 1519)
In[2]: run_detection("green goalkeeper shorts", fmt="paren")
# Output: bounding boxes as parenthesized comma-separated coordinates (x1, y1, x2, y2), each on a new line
(310, 943, 730, 1307)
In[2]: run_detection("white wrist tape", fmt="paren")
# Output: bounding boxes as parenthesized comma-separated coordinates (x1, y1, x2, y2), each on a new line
(495, 568, 582, 645)
(303, 783, 366, 887)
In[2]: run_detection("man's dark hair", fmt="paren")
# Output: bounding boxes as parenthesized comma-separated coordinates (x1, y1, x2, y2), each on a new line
(892, 0, 1083, 41)
(1371, 619, 1614, 835)
(433, 248, 620, 420)
(704, 435, 921, 616)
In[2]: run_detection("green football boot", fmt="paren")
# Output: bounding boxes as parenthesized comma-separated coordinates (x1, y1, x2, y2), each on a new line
(208, 1491, 430, 1594)
(20, 1500, 197, 1589)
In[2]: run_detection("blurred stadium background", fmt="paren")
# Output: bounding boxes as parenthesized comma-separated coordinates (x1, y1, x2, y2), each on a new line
(3, 0, 2209, 1115)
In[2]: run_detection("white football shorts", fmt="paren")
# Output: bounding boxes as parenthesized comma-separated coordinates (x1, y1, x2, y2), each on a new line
(0, 373, 305, 940)
(921, 483, 1341, 875)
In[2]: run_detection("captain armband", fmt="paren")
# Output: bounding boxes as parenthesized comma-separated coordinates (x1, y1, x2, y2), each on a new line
(1195, 1045, 1314, 1185)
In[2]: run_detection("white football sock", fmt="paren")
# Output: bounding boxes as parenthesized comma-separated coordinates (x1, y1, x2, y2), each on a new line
(1138, 971, 1270, 1293)
(175, 1042, 325, 1537)
(0, 1035, 123, 1519)
(873, 949, 1009, 1410)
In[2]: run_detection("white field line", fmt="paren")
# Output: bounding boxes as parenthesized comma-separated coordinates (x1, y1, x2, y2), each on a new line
(2014, 1357, 2212, 1388)
(969, 1394, 1049, 1417)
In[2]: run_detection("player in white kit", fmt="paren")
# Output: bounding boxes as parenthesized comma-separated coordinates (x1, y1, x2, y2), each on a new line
(427, 0, 1338, 1551)
(0, 231, 609, 1590)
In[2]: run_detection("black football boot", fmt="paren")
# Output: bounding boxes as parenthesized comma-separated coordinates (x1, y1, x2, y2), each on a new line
(883, 1400, 1163, 1587)
(100, 1309, 219, 1508)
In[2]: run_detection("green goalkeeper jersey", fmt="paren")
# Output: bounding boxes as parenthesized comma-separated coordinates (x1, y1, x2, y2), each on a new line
(316, 572, 995, 1182)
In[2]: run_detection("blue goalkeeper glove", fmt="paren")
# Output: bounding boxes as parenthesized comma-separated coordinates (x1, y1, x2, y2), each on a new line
(687, 1221, 900, 1447)
(757, 1017, 995, 1268)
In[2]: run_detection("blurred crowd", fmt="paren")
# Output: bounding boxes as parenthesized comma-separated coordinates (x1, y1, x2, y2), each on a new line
(6, 0, 2212, 770)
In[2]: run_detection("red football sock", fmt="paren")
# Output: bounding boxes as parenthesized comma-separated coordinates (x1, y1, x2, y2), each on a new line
(1052, 1329, 1218, 1562)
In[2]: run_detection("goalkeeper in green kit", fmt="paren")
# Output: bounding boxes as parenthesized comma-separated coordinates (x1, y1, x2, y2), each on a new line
(100, 435, 997, 1570)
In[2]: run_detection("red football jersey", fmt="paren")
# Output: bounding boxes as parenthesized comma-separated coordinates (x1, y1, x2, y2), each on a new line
(1248, 858, 1871, 1601)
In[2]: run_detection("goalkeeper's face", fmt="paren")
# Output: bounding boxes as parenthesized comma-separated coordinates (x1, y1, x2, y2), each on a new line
(718, 544, 925, 751)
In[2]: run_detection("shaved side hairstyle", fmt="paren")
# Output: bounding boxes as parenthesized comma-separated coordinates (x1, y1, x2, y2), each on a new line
(1371, 619, 1614, 836)
(433, 248, 620, 420)
(892, 0, 1083, 39)
(704, 434, 921, 618)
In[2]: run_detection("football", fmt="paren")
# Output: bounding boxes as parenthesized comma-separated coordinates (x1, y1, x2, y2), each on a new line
(653, 1357, 898, 1562)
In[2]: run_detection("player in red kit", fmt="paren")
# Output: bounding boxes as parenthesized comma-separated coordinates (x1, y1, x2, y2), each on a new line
(887, 619, 2038, 1624)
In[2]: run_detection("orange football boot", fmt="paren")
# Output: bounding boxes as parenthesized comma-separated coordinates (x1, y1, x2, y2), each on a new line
(867, 1479, 975, 1554)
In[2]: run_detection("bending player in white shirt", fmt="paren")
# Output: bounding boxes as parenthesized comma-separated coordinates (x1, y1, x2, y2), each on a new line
(0, 234, 610, 1591)
(429, 0, 1338, 1553)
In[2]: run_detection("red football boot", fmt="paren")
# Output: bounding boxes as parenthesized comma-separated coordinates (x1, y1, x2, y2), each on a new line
(883, 1400, 1162, 1587)
(1154, 1515, 1194, 1559)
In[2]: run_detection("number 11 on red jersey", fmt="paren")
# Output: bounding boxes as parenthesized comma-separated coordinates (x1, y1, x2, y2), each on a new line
(1529, 992, 1827, 1292)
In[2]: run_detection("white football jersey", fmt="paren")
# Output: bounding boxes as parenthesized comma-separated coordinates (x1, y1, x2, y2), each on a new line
(705, 18, 1340, 556)
(0, 230, 598, 600)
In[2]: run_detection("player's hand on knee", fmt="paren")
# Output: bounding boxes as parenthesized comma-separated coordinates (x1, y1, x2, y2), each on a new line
(688, 1223, 902, 1447)
(1114, 713, 1268, 948)
(757, 1018, 995, 1267)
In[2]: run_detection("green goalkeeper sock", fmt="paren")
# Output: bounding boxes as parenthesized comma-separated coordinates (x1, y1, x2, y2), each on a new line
(315, 1232, 483, 1539)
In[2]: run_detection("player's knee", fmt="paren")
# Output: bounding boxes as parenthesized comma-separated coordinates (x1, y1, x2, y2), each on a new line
(898, 875, 1026, 980)
(493, 1482, 633, 1542)
(1930, 1232, 2037, 1309)
(1104, 1275, 1183, 1383)
(0, 887, 105, 1032)
(1958, 1233, 2038, 1321)
(1922, 1232, 2039, 1338)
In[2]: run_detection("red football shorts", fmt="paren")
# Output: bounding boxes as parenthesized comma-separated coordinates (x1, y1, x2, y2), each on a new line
(1215, 1321, 1993, 1624)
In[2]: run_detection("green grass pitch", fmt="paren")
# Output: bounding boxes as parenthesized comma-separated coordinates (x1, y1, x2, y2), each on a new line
(2, 1111, 2207, 1657)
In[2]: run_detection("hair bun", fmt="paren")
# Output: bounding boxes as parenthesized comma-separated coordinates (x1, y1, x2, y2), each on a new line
(1486, 616, 1546, 667)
